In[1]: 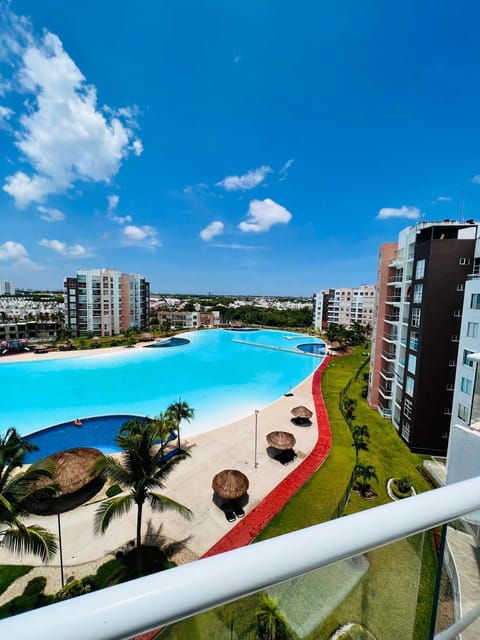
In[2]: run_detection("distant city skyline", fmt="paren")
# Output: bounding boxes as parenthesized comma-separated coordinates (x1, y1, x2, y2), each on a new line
(2, 2, 480, 295)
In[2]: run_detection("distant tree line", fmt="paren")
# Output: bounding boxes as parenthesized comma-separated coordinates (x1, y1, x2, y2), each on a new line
(216, 305, 313, 328)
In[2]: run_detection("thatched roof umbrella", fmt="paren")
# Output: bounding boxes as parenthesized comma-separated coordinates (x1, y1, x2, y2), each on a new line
(212, 469, 249, 500)
(29, 447, 106, 515)
(138, 332, 155, 342)
(266, 431, 296, 450)
(291, 406, 313, 419)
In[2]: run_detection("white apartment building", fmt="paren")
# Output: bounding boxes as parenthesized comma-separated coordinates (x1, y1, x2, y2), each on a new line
(0, 280, 15, 295)
(313, 285, 375, 331)
(64, 269, 150, 337)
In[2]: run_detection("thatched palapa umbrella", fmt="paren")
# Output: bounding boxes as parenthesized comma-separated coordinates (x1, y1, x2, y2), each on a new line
(266, 431, 296, 450)
(291, 406, 313, 419)
(212, 469, 249, 500)
(29, 447, 106, 515)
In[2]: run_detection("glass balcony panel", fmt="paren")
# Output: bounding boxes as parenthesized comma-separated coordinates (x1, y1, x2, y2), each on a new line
(163, 533, 429, 640)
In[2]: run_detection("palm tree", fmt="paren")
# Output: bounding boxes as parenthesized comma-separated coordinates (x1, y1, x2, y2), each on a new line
(351, 424, 370, 463)
(352, 462, 378, 498)
(150, 412, 175, 459)
(93, 419, 192, 574)
(166, 399, 195, 450)
(342, 397, 357, 421)
(0, 428, 57, 561)
(255, 596, 290, 639)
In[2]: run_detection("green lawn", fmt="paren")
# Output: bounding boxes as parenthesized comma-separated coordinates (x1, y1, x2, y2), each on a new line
(162, 347, 438, 639)
(0, 565, 33, 596)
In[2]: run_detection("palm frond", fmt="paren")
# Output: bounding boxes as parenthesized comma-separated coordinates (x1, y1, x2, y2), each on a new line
(93, 493, 134, 535)
(148, 492, 193, 519)
(2, 524, 57, 561)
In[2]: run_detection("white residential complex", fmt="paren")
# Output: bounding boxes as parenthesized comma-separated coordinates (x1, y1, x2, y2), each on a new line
(313, 285, 375, 331)
(0, 280, 15, 295)
(64, 269, 150, 337)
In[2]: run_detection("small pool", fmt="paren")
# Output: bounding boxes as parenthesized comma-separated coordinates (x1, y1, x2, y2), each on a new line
(24, 415, 177, 463)
(146, 337, 190, 348)
(297, 343, 327, 355)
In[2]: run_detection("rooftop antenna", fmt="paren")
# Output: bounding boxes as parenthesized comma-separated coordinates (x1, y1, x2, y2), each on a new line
(459, 190, 465, 223)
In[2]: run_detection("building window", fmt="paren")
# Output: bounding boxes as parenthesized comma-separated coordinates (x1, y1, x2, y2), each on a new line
(405, 375, 415, 397)
(401, 420, 411, 440)
(413, 284, 423, 303)
(404, 398, 413, 419)
(411, 308, 421, 327)
(409, 331, 419, 351)
(461, 377, 473, 394)
(471, 294, 480, 309)
(467, 322, 479, 338)
(458, 404, 469, 422)
(463, 349, 475, 367)
(459, 258, 471, 265)
(407, 354, 417, 375)
(415, 259, 425, 279)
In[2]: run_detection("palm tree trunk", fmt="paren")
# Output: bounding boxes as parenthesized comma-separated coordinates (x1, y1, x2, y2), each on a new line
(177, 422, 181, 450)
(136, 501, 143, 574)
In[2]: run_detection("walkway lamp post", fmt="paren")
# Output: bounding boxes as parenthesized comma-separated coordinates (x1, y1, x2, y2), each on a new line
(254, 409, 259, 468)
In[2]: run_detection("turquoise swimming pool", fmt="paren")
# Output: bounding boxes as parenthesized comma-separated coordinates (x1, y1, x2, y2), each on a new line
(0, 329, 325, 442)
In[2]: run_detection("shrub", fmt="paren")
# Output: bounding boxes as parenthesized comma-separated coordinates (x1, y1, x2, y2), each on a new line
(396, 475, 412, 493)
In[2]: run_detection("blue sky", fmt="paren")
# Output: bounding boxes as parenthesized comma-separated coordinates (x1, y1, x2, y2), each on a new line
(2, 1, 480, 295)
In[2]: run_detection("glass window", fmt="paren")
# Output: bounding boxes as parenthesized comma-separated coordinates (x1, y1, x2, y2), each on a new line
(464, 349, 475, 367)
(467, 322, 479, 338)
(461, 377, 473, 394)
(409, 331, 419, 351)
(413, 284, 423, 303)
(458, 404, 469, 422)
(411, 308, 421, 327)
(405, 376, 415, 397)
(471, 294, 480, 309)
(407, 354, 417, 375)
(415, 259, 425, 279)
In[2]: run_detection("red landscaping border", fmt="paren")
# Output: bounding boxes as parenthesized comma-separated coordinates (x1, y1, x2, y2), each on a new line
(134, 356, 332, 640)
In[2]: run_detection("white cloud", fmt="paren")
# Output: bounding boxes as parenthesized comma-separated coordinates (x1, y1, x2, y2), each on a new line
(2, 26, 142, 207)
(0, 104, 13, 127)
(473, 176, 480, 184)
(0, 240, 28, 261)
(238, 198, 292, 233)
(38, 205, 65, 222)
(376, 206, 421, 220)
(212, 243, 257, 250)
(435, 196, 452, 202)
(278, 158, 294, 181)
(216, 165, 272, 191)
(38, 238, 87, 257)
(200, 220, 224, 241)
(107, 194, 119, 211)
(123, 224, 159, 247)
(131, 138, 143, 156)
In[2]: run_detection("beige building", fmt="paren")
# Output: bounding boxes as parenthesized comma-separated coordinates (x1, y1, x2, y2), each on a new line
(313, 285, 375, 331)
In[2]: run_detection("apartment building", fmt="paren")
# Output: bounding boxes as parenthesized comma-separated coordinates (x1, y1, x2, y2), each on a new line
(0, 281, 15, 295)
(64, 269, 150, 337)
(368, 220, 479, 455)
(313, 285, 375, 331)
(156, 310, 220, 330)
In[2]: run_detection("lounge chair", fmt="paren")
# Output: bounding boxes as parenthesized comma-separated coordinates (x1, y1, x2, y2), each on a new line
(224, 508, 236, 523)
(232, 500, 245, 518)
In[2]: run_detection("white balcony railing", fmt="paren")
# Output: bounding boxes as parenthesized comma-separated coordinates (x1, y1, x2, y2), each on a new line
(2, 476, 480, 640)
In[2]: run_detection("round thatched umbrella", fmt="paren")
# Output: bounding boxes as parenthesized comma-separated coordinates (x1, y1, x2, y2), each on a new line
(212, 469, 249, 500)
(29, 447, 106, 515)
(291, 406, 313, 419)
(266, 431, 296, 450)
(138, 332, 155, 342)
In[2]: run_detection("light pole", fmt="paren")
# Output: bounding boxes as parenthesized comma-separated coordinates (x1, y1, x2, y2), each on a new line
(254, 409, 259, 468)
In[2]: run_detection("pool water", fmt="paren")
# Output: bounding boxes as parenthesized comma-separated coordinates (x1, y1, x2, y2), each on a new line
(1, 329, 324, 449)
